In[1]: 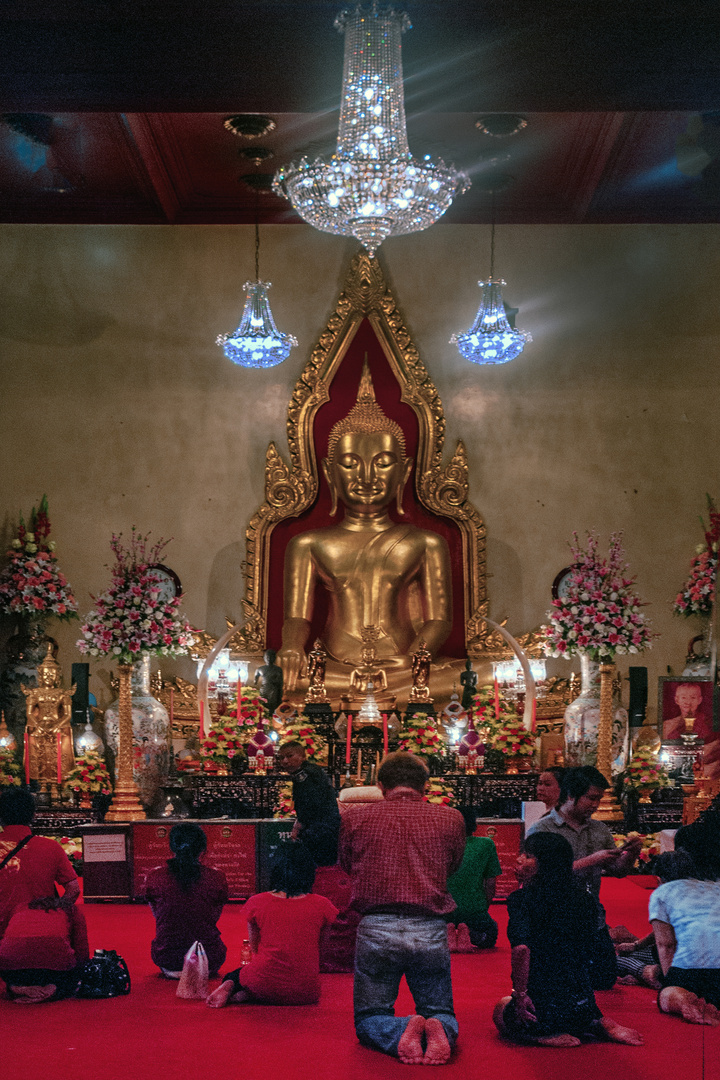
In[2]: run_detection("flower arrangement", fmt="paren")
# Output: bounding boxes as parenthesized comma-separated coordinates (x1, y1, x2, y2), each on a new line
(470, 686, 519, 739)
(77, 529, 195, 663)
(423, 779, 455, 807)
(622, 747, 672, 795)
(673, 494, 720, 618)
(279, 717, 326, 761)
(63, 751, 113, 796)
(0, 748, 22, 787)
(58, 836, 83, 873)
(543, 532, 652, 661)
(273, 782, 295, 819)
(201, 716, 249, 767)
(220, 685, 267, 726)
(0, 496, 77, 621)
(490, 716, 536, 758)
(397, 714, 445, 757)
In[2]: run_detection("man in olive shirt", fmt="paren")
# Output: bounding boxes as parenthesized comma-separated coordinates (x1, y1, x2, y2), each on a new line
(526, 766, 640, 899)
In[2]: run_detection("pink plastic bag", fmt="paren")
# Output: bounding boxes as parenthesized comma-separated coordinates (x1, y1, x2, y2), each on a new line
(176, 940, 209, 1000)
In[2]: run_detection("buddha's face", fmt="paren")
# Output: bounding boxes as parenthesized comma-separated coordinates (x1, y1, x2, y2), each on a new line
(324, 431, 411, 514)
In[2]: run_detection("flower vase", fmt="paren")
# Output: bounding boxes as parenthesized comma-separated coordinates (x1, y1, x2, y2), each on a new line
(682, 616, 714, 677)
(104, 663, 146, 821)
(104, 656, 168, 810)
(79, 792, 93, 810)
(564, 655, 629, 774)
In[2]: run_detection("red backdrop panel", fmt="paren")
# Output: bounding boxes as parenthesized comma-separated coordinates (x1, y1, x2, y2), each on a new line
(266, 318, 466, 656)
(132, 822, 256, 899)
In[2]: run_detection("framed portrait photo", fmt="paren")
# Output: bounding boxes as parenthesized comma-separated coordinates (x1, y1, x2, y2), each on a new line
(658, 675, 719, 748)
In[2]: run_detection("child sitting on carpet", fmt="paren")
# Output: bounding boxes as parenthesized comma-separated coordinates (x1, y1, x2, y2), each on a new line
(144, 823, 229, 978)
(206, 842, 337, 1008)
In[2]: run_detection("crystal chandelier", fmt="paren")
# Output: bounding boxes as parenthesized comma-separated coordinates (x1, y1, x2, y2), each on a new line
(273, 4, 469, 256)
(216, 220, 298, 368)
(450, 220, 532, 365)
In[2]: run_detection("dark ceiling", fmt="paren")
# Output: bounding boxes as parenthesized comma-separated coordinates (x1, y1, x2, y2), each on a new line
(2, 1, 720, 226)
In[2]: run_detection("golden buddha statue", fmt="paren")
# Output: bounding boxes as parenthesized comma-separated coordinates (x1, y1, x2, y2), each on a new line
(305, 638, 330, 704)
(278, 363, 453, 701)
(22, 643, 76, 786)
(408, 639, 433, 704)
(342, 625, 395, 710)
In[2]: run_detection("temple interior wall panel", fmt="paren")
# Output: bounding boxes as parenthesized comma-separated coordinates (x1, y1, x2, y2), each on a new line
(0, 221, 717, 715)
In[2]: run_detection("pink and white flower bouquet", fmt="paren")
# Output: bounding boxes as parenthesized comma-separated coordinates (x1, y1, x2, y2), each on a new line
(77, 529, 195, 664)
(673, 495, 720, 618)
(0, 495, 77, 621)
(543, 532, 652, 661)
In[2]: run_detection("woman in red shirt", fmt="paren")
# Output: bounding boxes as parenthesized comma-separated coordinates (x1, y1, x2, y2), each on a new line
(144, 824, 228, 978)
(207, 842, 337, 1007)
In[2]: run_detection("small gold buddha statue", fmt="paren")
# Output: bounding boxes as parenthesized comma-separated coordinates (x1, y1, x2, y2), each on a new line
(305, 639, 330, 704)
(342, 625, 396, 710)
(22, 643, 76, 786)
(408, 640, 433, 704)
(278, 362, 453, 700)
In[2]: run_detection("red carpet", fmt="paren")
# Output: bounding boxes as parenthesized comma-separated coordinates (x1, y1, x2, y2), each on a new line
(3, 879, 717, 1080)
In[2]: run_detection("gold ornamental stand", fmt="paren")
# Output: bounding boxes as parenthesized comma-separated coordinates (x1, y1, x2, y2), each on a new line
(594, 661, 623, 821)
(104, 663, 146, 821)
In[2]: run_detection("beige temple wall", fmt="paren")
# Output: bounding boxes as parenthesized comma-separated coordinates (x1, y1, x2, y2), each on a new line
(0, 222, 718, 720)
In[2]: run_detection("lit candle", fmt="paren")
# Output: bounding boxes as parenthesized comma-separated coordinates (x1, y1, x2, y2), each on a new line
(344, 712, 351, 765)
(24, 731, 30, 785)
(237, 675, 242, 722)
(382, 713, 388, 756)
(494, 678, 500, 719)
(56, 732, 62, 785)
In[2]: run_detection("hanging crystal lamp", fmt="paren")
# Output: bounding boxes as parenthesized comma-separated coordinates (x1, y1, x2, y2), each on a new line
(450, 221, 531, 365)
(216, 220, 298, 369)
(273, 4, 469, 256)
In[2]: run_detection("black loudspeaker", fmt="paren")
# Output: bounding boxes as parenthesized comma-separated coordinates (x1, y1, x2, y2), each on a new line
(628, 666, 648, 728)
(71, 662, 90, 725)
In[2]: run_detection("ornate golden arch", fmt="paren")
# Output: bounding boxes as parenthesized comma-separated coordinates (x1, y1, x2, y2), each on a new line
(230, 252, 497, 659)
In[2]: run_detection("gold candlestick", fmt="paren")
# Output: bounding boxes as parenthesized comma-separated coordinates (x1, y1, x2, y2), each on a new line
(105, 663, 146, 821)
(594, 661, 623, 821)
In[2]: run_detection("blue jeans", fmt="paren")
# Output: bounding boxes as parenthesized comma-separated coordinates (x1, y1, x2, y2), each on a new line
(353, 913, 458, 1058)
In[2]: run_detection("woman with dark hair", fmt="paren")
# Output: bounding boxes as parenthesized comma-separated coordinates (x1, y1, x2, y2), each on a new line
(493, 833, 643, 1047)
(207, 841, 337, 1008)
(144, 823, 228, 978)
(535, 767, 565, 814)
(651, 817, 720, 1025)
(446, 806, 501, 951)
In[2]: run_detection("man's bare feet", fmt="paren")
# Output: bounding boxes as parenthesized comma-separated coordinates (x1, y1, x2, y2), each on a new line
(599, 1017, 644, 1044)
(397, 1015, 425, 1064)
(536, 1033, 581, 1047)
(206, 979, 235, 1008)
(10, 984, 57, 1004)
(454, 924, 474, 953)
(423, 1018, 452, 1065)
(659, 987, 720, 1026)
(641, 964, 663, 991)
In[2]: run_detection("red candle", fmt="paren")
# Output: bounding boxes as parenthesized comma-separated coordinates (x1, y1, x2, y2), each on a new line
(24, 731, 30, 785)
(494, 678, 500, 719)
(382, 713, 388, 756)
(237, 675, 242, 722)
(56, 731, 62, 785)
(199, 699, 205, 738)
(345, 712, 352, 765)
(531, 697, 537, 734)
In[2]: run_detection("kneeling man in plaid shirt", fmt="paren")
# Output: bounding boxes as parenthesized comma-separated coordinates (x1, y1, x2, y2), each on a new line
(339, 751, 466, 1064)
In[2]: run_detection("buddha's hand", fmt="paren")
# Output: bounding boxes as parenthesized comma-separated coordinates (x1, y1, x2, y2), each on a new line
(277, 647, 306, 691)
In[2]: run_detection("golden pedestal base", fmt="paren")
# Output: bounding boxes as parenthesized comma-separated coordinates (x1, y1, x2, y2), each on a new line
(104, 780, 146, 822)
(593, 789, 624, 822)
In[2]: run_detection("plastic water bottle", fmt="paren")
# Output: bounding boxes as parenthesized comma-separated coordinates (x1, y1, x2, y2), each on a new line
(240, 940, 252, 966)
